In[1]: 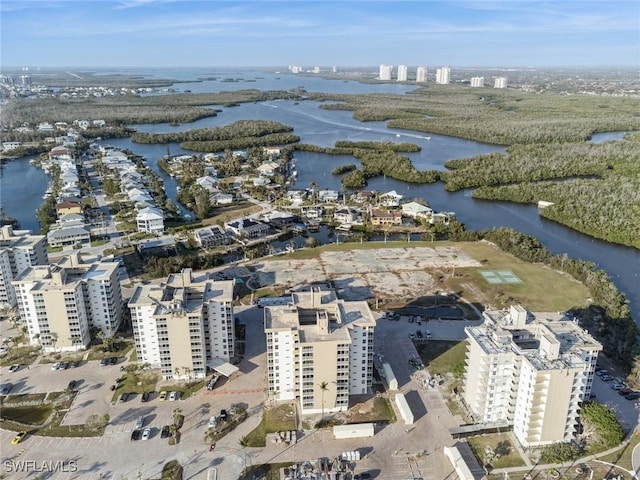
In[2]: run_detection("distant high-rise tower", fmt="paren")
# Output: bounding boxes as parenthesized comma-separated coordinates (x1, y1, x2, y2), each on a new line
(19, 75, 32, 85)
(379, 64, 393, 81)
(416, 66, 427, 83)
(332, 65, 338, 73)
(494, 77, 508, 89)
(436, 66, 451, 84)
(396, 65, 408, 82)
(470, 76, 485, 87)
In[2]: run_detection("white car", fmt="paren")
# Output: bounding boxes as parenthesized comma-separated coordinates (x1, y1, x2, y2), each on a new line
(51, 362, 62, 370)
(141, 428, 151, 440)
(169, 391, 179, 401)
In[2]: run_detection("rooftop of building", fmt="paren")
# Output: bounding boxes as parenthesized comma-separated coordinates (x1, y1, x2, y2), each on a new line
(466, 305, 602, 371)
(264, 285, 376, 342)
(128, 269, 234, 315)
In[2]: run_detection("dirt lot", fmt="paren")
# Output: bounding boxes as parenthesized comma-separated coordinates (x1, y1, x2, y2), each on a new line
(249, 246, 480, 301)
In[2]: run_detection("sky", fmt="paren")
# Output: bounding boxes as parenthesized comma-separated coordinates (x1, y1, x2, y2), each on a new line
(1, 0, 639, 68)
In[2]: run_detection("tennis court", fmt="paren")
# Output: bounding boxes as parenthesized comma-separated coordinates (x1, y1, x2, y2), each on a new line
(480, 269, 523, 284)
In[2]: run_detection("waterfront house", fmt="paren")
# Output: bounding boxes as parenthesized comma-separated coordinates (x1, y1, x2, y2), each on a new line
(92, 120, 106, 127)
(257, 161, 280, 177)
(334, 206, 361, 225)
(430, 212, 454, 225)
(49, 146, 70, 160)
(351, 190, 377, 204)
(286, 190, 308, 203)
(47, 226, 91, 247)
(263, 146, 281, 159)
(55, 201, 83, 217)
(2, 142, 21, 151)
(318, 189, 339, 203)
(369, 208, 402, 226)
(379, 190, 403, 207)
(193, 226, 228, 248)
(136, 207, 164, 235)
(196, 176, 219, 193)
(225, 218, 269, 240)
(402, 201, 433, 220)
(58, 213, 86, 228)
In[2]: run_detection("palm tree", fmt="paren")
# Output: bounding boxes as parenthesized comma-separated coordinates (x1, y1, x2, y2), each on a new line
(319, 381, 329, 420)
(50, 332, 58, 352)
(174, 367, 182, 382)
(172, 407, 184, 429)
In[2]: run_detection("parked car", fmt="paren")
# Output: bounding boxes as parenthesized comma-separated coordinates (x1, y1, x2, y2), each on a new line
(416, 316, 422, 325)
(416, 330, 423, 339)
(11, 431, 27, 445)
(100, 358, 109, 366)
(141, 392, 151, 402)
(109, 357, 118, 365)
(625, 392, 640, 400)
(169, 391, 179, 401)
(618, 388, 633, 396)
(600, 374, 614, 381)
(8, 364, 20, 372)
(206, 376, 219, 391)
(425, 330, 432, 339)
(135, 416, 145, 429)
(0, 383, 13, 395)
(120, 392, 130, 402)
(60, 362, 69, 370)
(141, 428, 151, 440)
(70, 361, 80, 368)
(51, 362, 63, 370)
(130, 429, 142, 441)
(67, 380, 77, 390)
(219, 409, 228, 421)
(596, 369, 609, 377)
(408, 316, 415, 323)
(611, 383, 624, 391)
(409, 333, 415, 339)
(159, 390, 168, 401)
(161, 425, 171, 438)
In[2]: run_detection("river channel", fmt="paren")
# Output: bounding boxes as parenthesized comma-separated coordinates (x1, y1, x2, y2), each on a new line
(0, 72, 637, 321)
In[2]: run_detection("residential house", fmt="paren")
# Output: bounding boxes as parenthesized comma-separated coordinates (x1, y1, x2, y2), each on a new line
(318, 189, 339, 203)
(136, 207, 164, 235)
(333, 206, 361, 225)
(225, 218, 269, 240)
(195, 176, 219, 192)
(369, 208, 402, 226)
(257, 161, 280, 177)
(193, 226, 228, 248)
(379, 190, 403, 207)
(212, 193, 234, 205)
(47, 226, 91, 247)
(2, 142, 22, 151)
(402, 201, 433, 220)
(55, 201, 83, 217)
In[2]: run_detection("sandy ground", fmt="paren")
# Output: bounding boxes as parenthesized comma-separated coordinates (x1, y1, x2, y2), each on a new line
(249, 246, 480, 300)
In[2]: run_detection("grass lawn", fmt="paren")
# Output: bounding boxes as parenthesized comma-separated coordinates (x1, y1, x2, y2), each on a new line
(157, 380, 206, 401)
(241, 404, 297, 447)
(598, 435, 640, 470)
(87, 340, 134, 361)
(0, 346, 41, 366)
(468, 433, 526, 469)
(111, 371, 159, 401)
(347, 397, 396, 424)
(240, 462, 292, 480)
(202, 202, 263, 227)
(0, 404, 54, 425)
(2, 393, 47, 405)
(460, 242, 590, 311)
(415, 340, 467, 377)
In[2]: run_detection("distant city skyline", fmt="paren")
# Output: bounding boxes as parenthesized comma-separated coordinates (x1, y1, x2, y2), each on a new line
(1, 1, 638, 68)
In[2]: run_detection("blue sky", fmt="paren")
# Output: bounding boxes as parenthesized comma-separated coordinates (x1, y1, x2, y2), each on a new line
(1, 0, 638, 67)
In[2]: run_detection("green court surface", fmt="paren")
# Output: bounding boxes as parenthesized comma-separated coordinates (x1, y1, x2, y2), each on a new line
(480, 269, 523, 284)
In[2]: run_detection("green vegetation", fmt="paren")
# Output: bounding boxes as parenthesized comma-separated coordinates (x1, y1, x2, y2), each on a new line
(2, 89, 299, 126)
(111, 371, 159, 402)
(580, 402, 625, 453)
(240, 404, 296, 447)
(414, 340, 467, 377)
(0, 404, 54, 425)
(133, 120, 299, 152)
(539, 442, 580, 463)
(1, 393, 47, 405)
(160, 460, 183, 480)
(468, 433, 526, 469)
(445, 141, 640, 248)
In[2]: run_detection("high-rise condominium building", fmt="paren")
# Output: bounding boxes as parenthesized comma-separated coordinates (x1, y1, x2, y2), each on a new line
(128, 268, 234, 380)
(13, 253, 124, 352)
(397, 65, 408, 82)
(463, 305, 601, 447)
(379, 64, 393, 81)
(416, 66, 428, 83)
(436, 66, 451, 84)
(264, 286, 376, 415)
(0, 225, 48, 308)
(470, 76, 485, 87)
(494, 77, 508, 89)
